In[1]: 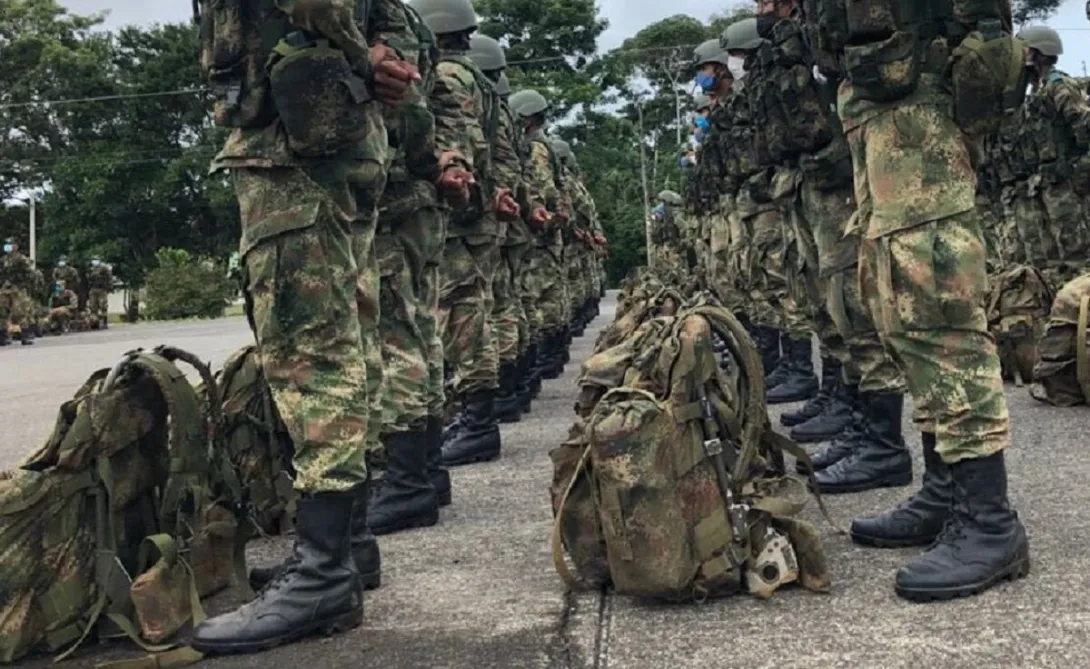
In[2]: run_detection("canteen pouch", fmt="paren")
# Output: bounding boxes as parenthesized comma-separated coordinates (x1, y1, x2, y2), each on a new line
(946, 19, 1028, 137)
(844, 31, 922, 103)
(269, 40, 373, 157)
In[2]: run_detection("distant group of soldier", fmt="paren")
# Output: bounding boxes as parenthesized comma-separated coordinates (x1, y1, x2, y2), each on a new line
(0, 237, 114, 347)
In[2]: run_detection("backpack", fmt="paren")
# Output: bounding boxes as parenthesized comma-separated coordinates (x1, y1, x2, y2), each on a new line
(207, 344, 297, 537)
(550, 295, 831, 601)
(986, 265, 1055, 385)
(945, 15, 1028, 137)
(595, 284, 681, 353)
(0, 347, 245, 666)
(1032, 273, 1090, 407)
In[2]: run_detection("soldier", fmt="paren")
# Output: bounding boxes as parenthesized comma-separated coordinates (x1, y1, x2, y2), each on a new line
(413, 0, 520, 468)
(650, 190, 686, 276)
(188, 0, 421, 655)
(469, 34, 545, 422)
(816, 0, 1029, 601)
(1017, 26, 1090, 285)
(553, 139, 599, 333)
(0, 238, 35, 347)
(86, 257, 112, 329)
(53, 256, 80, 297)
(745, 1, 910, 491)
(510, 88, 574, 384)
(47, 280, 78, 334)
(725, 18, 819, 404)
(364, 1, 455, 538)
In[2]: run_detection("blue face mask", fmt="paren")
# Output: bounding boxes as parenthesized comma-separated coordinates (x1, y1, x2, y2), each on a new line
(2, 245, 11, 254)
(54, 285, 62, 294)
(695, 72, 718, 93)
(680, 155, 694, 168)
(694, 116, 710, 131)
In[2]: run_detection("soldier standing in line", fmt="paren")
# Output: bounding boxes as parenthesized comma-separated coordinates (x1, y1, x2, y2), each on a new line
(0, 238, 35, 347)
(86, 257, 113, 329)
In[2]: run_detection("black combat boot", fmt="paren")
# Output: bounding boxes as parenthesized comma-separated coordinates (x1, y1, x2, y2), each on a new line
(368, 429, 440, 535)
(0, 328, 9, 346)
(571, 308, 586, 338)
(494, 360, 525, 423)
(19, 329, 33, 346)
(441, 391, 501, 466)
(249, 484, 381, 592)
(560, 326, 572, 364)
(522, 342, 542, 405)
(542, 331, 566, 380)
(815, 391, 913, 494)
(851, 432, 952, 547)
(425, 415, 452, 506)
(781, 356, 840, 427)
(790, 380, 856, 443)
(796, 405, 865, 475)
(894, 451, 1030, 602)
(766, 335, 819, 404)
(753, 326, 782, 377)
(193, 491, 363, 655)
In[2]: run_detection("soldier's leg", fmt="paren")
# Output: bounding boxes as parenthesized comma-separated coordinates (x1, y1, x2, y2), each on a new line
(851, 108, 1028, 601)
(0, 294, 11, 346)
(439, 230, 503, 466)
(417, 200, 450, 503)
(522, 247, 547, 400)
(491, 244, 521, 422)
(1039, 181, 1090, 285)
(536, 248, 569, 380)
(368, 195, 441, 536)
(193, 164, 372, 655)
(747, 206, 792, 383)
(769, 195, 820, 405)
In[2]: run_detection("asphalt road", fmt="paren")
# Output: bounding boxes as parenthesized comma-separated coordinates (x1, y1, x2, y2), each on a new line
(3, 294, 1090, 669)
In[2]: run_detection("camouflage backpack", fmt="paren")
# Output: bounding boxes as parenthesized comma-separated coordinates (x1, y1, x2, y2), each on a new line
(1031, 273, 1090, 407)
(986, 264, 1055, 384)
(595, 283, 682, 353)
(0, 347, 245, 666)
(207, 344, 297, 537)
(550, 295, 831, 601)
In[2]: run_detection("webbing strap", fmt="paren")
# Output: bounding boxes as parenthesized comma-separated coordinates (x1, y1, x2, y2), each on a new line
(550, 444, 595, 591)
(93, 646, 205, 669)
(1078, 295, 1089, 403)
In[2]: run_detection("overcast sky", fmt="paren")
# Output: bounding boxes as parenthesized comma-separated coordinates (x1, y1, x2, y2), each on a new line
(56, 0, 1090, 75)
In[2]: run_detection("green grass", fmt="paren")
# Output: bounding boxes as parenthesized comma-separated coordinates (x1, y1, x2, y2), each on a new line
(107, 302, 246, 323)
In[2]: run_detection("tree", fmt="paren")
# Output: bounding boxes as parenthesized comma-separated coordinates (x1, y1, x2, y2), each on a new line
(475, 0, 608, 114)
(1011, 0, 1063, 25)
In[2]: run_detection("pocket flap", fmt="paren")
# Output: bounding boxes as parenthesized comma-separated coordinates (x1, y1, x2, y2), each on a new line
(240, 201, 321, 258)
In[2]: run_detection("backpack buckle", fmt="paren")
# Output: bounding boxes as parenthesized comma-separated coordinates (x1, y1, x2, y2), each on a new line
(703, 437, 723, 457)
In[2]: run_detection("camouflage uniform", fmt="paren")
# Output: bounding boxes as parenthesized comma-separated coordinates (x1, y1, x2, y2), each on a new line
(205, 2, 392, 495)
(86, 263, 112, 325)
(53, 263, 80, 297)
(433, 51, 505, 398)
(47, 286, 78, 333)
(0, 248, 36, 341)
(374, 10, 445, 435)
(524, 128, 571, 342)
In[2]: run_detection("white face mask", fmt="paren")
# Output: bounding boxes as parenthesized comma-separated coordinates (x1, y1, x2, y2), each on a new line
(727, 55, 747, 82)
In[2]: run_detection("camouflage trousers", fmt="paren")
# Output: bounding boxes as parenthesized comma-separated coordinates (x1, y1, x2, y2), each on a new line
(47, 306, 73, 333)
(799, 178, 903, 393)
(375, 179, 447, 434)
(439, 230, 503, 395)
(849, 112, 1009, 463)
(88, 290, 108, 320)
(235, 162, 385, 493)
(527, 244, 568, 336)
(0, 287, 33, 333)
(492, 240, 531, 364)
(567, 244, 587, 318)
(521, 245, 546, 346)
(709, 195, 747, 313)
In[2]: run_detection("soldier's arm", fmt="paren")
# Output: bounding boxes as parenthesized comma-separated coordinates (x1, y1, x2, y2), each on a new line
(528, 141, 559, 211)
(492, 119, 522, 196)
(368, 0, 410, 44)
(1052, 78, 1090, 149)
(432, 64, 482, 173)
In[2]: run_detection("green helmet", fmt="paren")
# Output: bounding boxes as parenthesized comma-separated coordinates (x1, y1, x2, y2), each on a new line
(721, 18, 762, 52)
(693, 92, 712, 110)
(658, 190, 683, 206)
(509, 89, 549, 117)
(552, 139, 581, 173)
(409, 0, 478, 35)
(469, 33, 506, 71)
(495, 72, 511, 96)
(1018, 25, 1063, 57)
(694, 38, 729, 68)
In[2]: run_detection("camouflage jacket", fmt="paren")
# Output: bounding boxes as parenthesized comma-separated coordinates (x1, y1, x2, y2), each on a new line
(524, 128, 568, 249)
(50, 289, 77, 309)
(1022, 70, 1090, 174)
(87, 266, 112, 291)
(496, 98, 533, 248)
(0, 252, 35, 291)
(209, 0, 396, 175)
(53, 265, 80, 290)
(433, 50, 503, 236)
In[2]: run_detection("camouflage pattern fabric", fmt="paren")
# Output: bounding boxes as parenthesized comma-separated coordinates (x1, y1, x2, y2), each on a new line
(1032, 272, 1090, 406)
(0, 285, 33, 334)
(376, 182, 447, 432)
(848, 95, 1010, 465)
(53, 266, 80, 293)
(86, 265, 113, 322)
(524, 135, 569, 337)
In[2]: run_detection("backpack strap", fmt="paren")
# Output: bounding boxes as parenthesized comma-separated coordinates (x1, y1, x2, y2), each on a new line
(1078, 294, 1089, 404)
(550, 442, 595, 591)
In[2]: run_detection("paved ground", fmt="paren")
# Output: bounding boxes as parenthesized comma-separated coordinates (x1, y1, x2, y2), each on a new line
(3, 293, 1090, 669)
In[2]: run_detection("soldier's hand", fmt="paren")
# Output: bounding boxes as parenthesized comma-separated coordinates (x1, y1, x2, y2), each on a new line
(370, 43, 420, 105)
(529, 206, 550, 228)
(555, 210, 571, 226)
(594, 232, 607, 245)
(492, 189, 520, 220)
(439, 166, 475, 205)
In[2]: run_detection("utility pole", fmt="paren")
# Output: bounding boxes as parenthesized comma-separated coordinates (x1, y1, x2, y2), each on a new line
(637, 100, 653, 268)
(28, 194, 36, 265)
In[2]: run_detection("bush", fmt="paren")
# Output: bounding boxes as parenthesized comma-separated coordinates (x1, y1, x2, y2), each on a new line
(145, 247, 234, 321)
